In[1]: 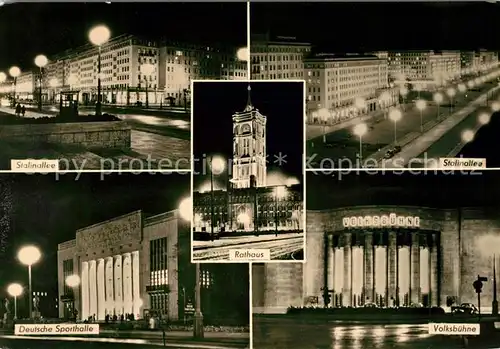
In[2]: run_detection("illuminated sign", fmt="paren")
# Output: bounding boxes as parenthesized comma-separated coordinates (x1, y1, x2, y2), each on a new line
(342, 213, 420, 228)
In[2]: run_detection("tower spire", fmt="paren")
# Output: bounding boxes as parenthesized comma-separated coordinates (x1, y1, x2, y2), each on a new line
(244, 84, 253, 112)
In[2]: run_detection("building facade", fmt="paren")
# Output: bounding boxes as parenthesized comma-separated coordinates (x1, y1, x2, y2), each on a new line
(1, 34, 247, 107)
(231, 86, 267, 189)
(304, 54, 397, 123)
(253, 205, 500, 314)
(250, 35, 311, 80)
(193, 184, 304, 233)
(387, 50, 461, 88)
(57, 209, 190, 321)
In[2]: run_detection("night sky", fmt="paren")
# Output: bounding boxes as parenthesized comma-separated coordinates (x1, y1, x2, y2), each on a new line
(0, 2, 247, 71)
(0, 173, 190, 299)
(192, 81, 304, 190)
(251, 2, 500, 52)
(306, 170, 500, 210)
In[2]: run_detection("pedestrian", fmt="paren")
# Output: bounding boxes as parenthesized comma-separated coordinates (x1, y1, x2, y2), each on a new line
(15, 103, 21, 116)
(21, 105, 25, 117)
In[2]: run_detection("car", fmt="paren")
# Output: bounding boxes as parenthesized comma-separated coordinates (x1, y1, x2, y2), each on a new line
(394, 145, 402, 153)
(451, 303, 479, 315)
(364, 302, 378, 308)
(384, 149, 395, 159)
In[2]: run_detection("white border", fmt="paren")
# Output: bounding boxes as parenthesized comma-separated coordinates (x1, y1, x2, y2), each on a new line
(248, 262, 254, 349)
(189, 79, 306, 264)
(246, 0, 251, 79)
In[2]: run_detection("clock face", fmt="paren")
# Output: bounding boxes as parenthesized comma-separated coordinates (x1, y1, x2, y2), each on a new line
(241, 124, 251, 134)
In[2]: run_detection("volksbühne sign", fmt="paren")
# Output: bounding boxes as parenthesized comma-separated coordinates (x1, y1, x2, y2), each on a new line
(342, 214, 420, 228)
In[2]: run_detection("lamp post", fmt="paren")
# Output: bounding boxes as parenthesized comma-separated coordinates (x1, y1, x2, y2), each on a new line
(273, 186, 287, 237)
(0, 72, 6, 84)
(65, 274, 81, 321)
(415, 99, 427, 133)
(9, 66, 21, 107)
(17, 245, 41, 320)
(433, 92, 443, 120)
(141, 63, 154, 109)
(353, 123, 368, 165)
(236, 47, 249, 62)
(389, 108, 402, 144)
(209, 156, 225, 242)
(88, 25, 111, 116)
(34, 54, 48, 111)
(7, 283, 23, 320)
(446, 87, 456, 114)
(177, 197, 203, 339)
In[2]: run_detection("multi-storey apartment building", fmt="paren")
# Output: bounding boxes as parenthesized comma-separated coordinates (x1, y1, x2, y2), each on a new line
(250, 34, 311, 80)
(304, 54, 396, 123)
(387, 50, 461, 89)
(1, 34, 247, 107)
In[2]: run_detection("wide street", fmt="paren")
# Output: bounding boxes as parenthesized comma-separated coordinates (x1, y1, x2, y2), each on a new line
(192, 233, 304, 261)
(0, 105, 190, 170)
(306, 79, 494, 169)
(253, 317, 500, 349)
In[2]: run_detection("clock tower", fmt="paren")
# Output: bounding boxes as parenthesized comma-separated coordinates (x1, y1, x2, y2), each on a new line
(230, 85, 267, 189)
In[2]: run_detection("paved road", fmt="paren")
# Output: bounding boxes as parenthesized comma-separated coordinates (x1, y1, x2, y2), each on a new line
(193, 233, 304, 261)
(0, 335, 247, 349)
(18, 105, 190, 141)
(252, 318, 500, 349)
(306, 83, 492, 168)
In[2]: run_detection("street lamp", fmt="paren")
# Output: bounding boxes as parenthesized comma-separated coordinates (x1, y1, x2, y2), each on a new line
(389, 108, 402, 144)
(236, 47, 249, 62)
(0, 72, 6, 83)
(209, 156, 225, 241)
(88, 25, 111, 116)
(17, 245, 41, 319)
(141, 63, 154, 109)
(273, 186, 287, 237)
(7, 283, 23, 320)
(177, 198, 203, 339)
(34, 54, 48, 111)
(65, 274, 80, 321)
(9, 66, 21, 106)
(458, 84, 466, 93)
(353, 123, 368, 165)
(461, 129, 475, 144)
(433, 92, 443, 120)
(415, 99, 427, 133)
(467, 80, 475, 89)
(478, 112, 491, 125)
(446, 87, 456, 114)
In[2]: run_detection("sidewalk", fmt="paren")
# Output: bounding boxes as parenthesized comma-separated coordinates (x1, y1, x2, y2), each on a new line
(384, 86, 500, 168)
(192, 232, 303, 249)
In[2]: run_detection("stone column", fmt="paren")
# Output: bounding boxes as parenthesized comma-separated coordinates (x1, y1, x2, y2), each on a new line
(81, 261, 90, 320)
(132, 251, 141, 318)
(123, 253, 133, 315)
(388, 231, 397, 306)
(114, 255, 123, 316)
(97, 259, 106, 320)
(430, 234, 439, 307)
(328, 234, 335, 292)
(343, 232, 352, 306)
(89, 260, 97, 319)
(411, 233, 421, 304)
(364, 232, 374, 303)
(105, 257, 114, 316)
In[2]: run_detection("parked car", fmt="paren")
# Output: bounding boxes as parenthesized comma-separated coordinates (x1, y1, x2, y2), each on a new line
(451, 303, 479, 315)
